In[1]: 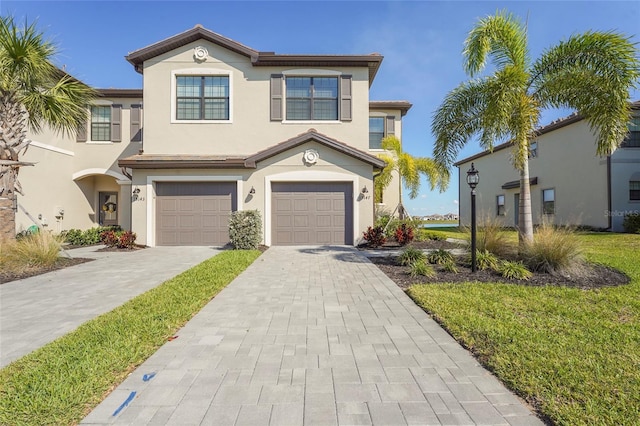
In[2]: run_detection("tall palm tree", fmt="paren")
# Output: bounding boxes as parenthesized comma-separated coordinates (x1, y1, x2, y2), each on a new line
(375, 135, 449, 217)
(432, 10, 639, 246)
(0, 17, 95, 239)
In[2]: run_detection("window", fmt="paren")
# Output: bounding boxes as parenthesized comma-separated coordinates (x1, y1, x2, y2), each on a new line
(630, 181, 640, 201)
(529, 141, 538, 158)
(176, 76, 229, 120)
(542, 188, 555, 215)
(91, 106, 110, 141)
(285, 77, 338, 120)
(369, 117, 385, 149)
(622, 117, 640, 147)
(496, 195, 505, 216)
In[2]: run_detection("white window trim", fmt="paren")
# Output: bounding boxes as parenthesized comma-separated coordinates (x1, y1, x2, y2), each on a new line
(170, 68, 233, 124)
(89, 104, 112, 143)
(281, 69, 342, 124)
(263, 170, 360, 246)
(145, 175, 243, 247)
(542, 188, 556, 215)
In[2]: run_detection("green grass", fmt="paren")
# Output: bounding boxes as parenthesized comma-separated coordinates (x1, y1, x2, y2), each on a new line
(420, 225, 465, 240)
(408, 233, 640, 425)
(0, 249, 261, 426)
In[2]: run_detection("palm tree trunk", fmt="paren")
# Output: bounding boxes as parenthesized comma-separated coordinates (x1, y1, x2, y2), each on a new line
(518, 153, 534, 247)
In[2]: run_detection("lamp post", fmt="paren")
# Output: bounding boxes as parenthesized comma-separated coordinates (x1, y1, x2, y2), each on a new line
(466, 163, 479, 273)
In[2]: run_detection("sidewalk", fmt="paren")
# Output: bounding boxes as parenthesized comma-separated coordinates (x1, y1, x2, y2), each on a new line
(83, 246, 542, 426)
(0, 245, 218, 367)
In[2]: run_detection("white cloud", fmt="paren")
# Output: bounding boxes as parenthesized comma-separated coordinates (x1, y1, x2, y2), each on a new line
(453, 200, 459, 204)
(420, 194, 427, 199)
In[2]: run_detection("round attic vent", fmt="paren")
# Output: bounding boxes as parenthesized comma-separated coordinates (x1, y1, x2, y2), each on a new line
(194, 46, 208, 62)
(303, 149, 319, 165)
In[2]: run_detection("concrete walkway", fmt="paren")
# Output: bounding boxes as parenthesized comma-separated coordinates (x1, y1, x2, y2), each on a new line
(83, 246, 542, 426)
(0, 245, 219, 367)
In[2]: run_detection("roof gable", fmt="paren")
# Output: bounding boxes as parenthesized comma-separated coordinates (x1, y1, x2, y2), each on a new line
(245, 129, 387, 169)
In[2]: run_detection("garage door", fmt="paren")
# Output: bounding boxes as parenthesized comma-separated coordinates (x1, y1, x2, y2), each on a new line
(272, 182, 353, 245)
(156, 182, 236, 246)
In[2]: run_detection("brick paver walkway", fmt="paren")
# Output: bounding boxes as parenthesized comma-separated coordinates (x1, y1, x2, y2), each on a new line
(82, 246, 542, 425)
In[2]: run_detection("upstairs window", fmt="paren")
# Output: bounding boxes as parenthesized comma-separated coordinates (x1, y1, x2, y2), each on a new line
(91, 106, 111, 141)
(496, 195, 505, 216)
(176, 76, 229, 120)
(630, 181, 640, 201)
(542, 188, 555, 215)
(622, 116, 640, 147)
(529, 141, 538, 158)
(369, 117, 385, 149)
(285, 77, 338, 120)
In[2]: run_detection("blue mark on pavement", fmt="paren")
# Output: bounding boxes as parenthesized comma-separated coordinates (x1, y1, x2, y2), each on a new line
(142, 372, 156, 382)
(112, 391, 136, 417)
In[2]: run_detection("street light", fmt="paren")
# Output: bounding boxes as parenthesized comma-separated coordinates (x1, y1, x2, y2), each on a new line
(466, 163, 479, 273)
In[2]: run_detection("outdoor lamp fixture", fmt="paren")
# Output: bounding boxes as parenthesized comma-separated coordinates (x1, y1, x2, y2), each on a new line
(249, 186, 256, 195)
(361, 186, 369, 194)
(466, 162, 479, 273)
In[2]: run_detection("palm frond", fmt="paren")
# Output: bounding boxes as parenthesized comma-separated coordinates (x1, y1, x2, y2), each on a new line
(380, 135, 402, 155)
(530, 31, 640, 155)
(463, 10, 529, 76)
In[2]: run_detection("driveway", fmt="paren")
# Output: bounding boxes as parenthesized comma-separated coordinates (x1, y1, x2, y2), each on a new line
(83, 246, 542, 425)
(0, 246, 218, 367)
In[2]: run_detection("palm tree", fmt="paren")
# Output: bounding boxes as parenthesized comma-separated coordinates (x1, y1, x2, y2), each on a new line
(375, 135, 449, 217)
(432, 10, 639, 246)
(0, 17, 95, 239)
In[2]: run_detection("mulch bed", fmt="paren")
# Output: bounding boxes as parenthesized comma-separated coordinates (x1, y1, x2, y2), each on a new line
(369, 252, 630, 290)
(95, 244, 146, 252)
(358, 239, 462, 251)
(0, 257, 94, 285)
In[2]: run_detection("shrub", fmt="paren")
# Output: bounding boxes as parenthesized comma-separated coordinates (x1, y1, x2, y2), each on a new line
(522, 223, 581, 273)
(374, 213, 392, 231)
(362, 226, 386, 248)
(415, 229, 446, 241)
(384, 218, 423, 239)
(3, 232, 63, 268)
(398, 246, 426, 266)
(498, 260, 532, 280)
(63, 226, 121, 246)
(427, 249, 454, 265)
(409, 259, 436, 278)
(475, 250, 500, 271)
(100, 230, 118, 247)
(466, 216, 515, 257)
(623, 212, 640, 234)
(394, 223, 414, 246)
(100, 230, 138, 249)
(117, 231, 137, 249)
(229, 210, 262, 250)
(62, 229, 83, 245)
(442, 260, 458, 273)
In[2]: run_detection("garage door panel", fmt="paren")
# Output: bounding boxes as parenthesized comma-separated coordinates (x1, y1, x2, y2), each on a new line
(272, 182, 353, 245)
(156, 182, 236, 246)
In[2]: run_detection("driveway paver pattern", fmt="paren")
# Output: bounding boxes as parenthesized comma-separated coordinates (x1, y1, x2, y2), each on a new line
(82, 246, 542, 425)
(0, 246, 218, 367)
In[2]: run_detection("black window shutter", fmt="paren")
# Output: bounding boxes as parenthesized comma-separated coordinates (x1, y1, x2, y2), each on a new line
(76, 119, 87, 142)
(130, 104, 142, 142)
(386, 115, 395, 136)
(270, 74, 283, 121)
(340, 75, 352, 121)
(111, 104, 122, 142)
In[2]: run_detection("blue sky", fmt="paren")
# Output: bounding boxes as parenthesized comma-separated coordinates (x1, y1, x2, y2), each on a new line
(2, 1, 639, 215)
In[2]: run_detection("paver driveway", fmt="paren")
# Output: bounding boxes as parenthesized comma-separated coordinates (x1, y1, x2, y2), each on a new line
(83, 246, 542, 425)
(0, 246, 218, 367)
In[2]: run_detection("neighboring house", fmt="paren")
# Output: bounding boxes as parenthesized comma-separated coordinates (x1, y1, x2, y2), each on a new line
(17, 25, 411, 246)
(455, 102, 640, 232)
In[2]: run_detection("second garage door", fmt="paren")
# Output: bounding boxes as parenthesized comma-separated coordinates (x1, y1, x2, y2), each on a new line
(272, 182, 353, 245)
(156, 182, 236, 246)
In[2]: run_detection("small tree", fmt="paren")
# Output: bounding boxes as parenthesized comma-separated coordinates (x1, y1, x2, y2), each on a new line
(228, 210, 262, 250)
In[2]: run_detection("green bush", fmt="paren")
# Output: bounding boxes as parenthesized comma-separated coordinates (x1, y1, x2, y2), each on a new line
(229, 210, 262, 249)
(427, 249, 454, 265)
(523, 223, 581, 273)
(442, 260, 458, 273)
(383, 217, 423, 238)
(466, 216, 515, 257)
(409, 259, 436, 278)
(415, 229, 446, 241)
(475, 250, 500, 271)
(63, 226, 121, 246)
(398, 246, 426, 266)
(623, 212, 640, 234)
(498, 260, 532, 280)
(362, 226, 386, 248)
(2, 231, 63, 269)
(374, 214, 392, 230)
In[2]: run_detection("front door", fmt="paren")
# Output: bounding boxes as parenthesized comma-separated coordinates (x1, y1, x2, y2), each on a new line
(514, 193, 519, 228)
(99, 192, 118, 226)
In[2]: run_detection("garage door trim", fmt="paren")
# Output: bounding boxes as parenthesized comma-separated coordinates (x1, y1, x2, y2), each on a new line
(146, 175, 243, 247)
(264, 171, 360, 246)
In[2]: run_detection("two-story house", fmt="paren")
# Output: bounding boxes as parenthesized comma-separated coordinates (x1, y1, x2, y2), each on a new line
(455, 102, 640, 232)
(17, 25, 410, 246)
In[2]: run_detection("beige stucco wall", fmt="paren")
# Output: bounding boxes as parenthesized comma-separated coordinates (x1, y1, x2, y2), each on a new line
(141, 40, 370, 156)
(458, 119, 609, 229)
(130, 140, 376, 246)
(610, 146, 640, 231)
(17, 96, 141, 232)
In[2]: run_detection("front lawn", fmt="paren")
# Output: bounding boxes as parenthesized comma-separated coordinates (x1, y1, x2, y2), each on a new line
(408, 233, 640, 425)
(0, 249, 261, 426)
